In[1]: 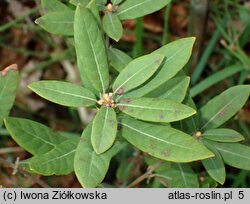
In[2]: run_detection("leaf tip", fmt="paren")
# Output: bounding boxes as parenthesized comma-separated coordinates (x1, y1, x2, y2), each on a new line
(34, 18, 39, 25)
(190, 36, 196, 43)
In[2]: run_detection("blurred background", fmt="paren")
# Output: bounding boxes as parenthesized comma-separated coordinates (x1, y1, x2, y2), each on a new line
(0, 0, 250, 187)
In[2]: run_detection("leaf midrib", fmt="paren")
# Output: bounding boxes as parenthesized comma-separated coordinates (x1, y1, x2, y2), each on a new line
(11, 123, 56, 147)
(201, 92, 246, 130)
(117, 103, 191, 113)
(216, 146, 250, 161)
(38, 149, 76, 166)
(33, 86, 96, 102)
(177, 163, 188, 187)
(82, 10, 106, 93)
(114, 60, 158, 93)
(108, 13, 117, 38)
(118, 0, 152, 15)
(122, 122, 194, 151)
(97, 108, 109, 151)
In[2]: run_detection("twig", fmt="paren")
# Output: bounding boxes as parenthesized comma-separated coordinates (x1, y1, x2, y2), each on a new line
(127, 161, 163, 188)
(0, 147, 24, 154)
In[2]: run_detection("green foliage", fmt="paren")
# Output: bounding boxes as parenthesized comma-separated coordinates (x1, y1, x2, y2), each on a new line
(28, 80, 97, 107)
(201, 141, 226, 185)
(41, 0, 70, 12)
(35, 11, 74, 36)
(199, 85, 250, 130)
(102, 13, 123, 41)
(108, 47, 132, 72)
(74, 124, 124, 187)
(0, 66, 19, 126)
(118, 98, 196, 123)
(123, 37, 195, 98)
(121, 117, 213, 162)
(112, 53, 164, 94)
(117, 0, 171, 20)
(4, 117, 66, 155)
(206, 141, 250, 170)
(29, 137, 79, 175)
(3, 0, 250, 188)
(91, 107, 118, 154)
(202, 129, 244, 143)
(145, 76, 190, 103)
(74, 5, 109, 93)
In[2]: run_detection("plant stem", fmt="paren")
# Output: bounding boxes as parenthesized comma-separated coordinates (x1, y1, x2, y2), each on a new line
(127, 161, 162, 188)
(189, 0, 209, 74)
(162, 3, 171, 46)
(0, 147, 24, 154)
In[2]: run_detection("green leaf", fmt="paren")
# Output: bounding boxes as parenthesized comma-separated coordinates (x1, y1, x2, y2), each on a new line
(112, 54, 164, 94)
(199, 85, 250, 130)
(167, 163, 199, 188)
(28, 80, 96, 108)
(30, 137, 79, 175)
(123, 37, 195, 98)
(74, 124, 124, 187)
(190, 65, 244, 97)
(70, 0, 90, 6)
(19, 159, 37, 174)
(102, 13, 123, 42)
(35, 11, 74, 36)
(108, 47, 132, 72)
(4, 117, 66, 155)
(168, 163, 199, 188)
(74, 5, 109, 93)
(91, 107, 118, 154)
(202, 129, 244, 143)
(111, 0, 123, 4)
(41, 0, 70, 12)
(70, 0, 106, 11)
(116, 158, 136, 185)
(117, 0, 171, 20)
(178, 95, 200, 134)
(118, 98, 196, 123)
(120, 117, 214, 162)
(144, 157, 198, 187)
(208, 141, 250, 170)
(201, 141, 226, 185)
(145, 76, 190, 103)
(0, 65, 19, 126)
(87, 0, 102, 25)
